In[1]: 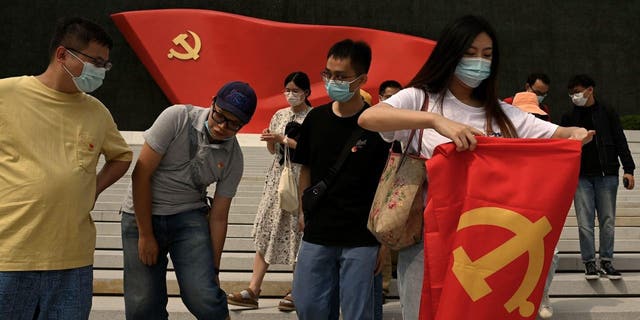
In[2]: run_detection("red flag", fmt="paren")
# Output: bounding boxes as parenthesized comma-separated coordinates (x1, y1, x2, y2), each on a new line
(111, 9, 436, 133)
(421, 137, 581, 320)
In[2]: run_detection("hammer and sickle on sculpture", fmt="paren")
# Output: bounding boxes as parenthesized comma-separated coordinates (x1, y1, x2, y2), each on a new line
(451, 207, 551, 317)
(168, 30, 201, 60)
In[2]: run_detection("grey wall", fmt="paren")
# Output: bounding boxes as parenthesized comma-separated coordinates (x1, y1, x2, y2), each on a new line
(1, 1, 638, 130)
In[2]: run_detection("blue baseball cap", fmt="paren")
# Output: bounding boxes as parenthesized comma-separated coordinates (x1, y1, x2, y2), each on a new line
(214, 81, 257, 124)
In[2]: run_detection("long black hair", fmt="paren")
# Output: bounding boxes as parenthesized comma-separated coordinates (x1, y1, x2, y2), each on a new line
(284, 71, 311, 106)
(407, 15, 516, 137)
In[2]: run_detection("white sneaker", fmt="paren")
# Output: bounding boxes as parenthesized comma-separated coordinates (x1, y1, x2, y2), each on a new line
(538, 294, 553, 319)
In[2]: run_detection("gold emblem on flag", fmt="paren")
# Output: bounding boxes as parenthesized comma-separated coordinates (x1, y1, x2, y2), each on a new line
(451, 207, 551, 317)
(168, 30, 201, 60)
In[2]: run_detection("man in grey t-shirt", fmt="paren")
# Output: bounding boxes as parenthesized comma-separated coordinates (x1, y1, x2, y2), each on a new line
(121, 81, 257, 320)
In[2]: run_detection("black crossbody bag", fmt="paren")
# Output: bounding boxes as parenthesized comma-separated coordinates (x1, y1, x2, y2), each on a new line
(301, 128, 364, 215)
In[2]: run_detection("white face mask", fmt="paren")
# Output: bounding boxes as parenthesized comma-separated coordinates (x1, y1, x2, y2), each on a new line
(284, 91, 304, 107)
(570, 91, 589, 106)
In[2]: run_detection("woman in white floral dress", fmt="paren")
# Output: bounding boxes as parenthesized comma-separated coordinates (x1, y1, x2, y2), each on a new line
(227, 72, 311, 311)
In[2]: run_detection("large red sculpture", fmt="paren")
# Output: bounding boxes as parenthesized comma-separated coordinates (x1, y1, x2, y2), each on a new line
(112, 9, 436, 133)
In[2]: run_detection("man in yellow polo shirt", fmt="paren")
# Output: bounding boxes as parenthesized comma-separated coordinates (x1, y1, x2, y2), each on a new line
(0, 17, 132, 319)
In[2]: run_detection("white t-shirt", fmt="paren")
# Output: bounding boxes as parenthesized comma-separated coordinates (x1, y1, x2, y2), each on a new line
(381, 87, 559, 158)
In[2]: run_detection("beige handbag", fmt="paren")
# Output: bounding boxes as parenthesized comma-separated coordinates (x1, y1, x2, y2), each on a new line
(367, 93, 428, 250)
(278, 145, 299, 212)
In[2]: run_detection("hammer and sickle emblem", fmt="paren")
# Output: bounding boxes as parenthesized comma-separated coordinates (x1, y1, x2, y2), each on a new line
(168, 30, 201, 60)
(451, 207, 551, 317)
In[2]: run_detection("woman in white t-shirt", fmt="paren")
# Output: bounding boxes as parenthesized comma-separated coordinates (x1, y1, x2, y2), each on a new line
(359, 15, 592, 320)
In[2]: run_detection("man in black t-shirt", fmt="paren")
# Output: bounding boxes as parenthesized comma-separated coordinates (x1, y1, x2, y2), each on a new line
(292, 39, 390, 320)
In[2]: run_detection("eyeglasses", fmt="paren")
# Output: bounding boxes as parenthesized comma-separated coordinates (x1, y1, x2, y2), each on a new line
(65, 47, 113, 70)
(211, 107, 244, 131)
(320, 70, 360, 82)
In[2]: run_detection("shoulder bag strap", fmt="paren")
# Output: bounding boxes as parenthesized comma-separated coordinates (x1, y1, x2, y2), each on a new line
(323, 126, 365, 186)
(398, 91, 429, 170)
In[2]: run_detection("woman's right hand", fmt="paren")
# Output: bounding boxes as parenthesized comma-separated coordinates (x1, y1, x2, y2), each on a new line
(260, 128, 270, 139)
(432, 114, 484, 152)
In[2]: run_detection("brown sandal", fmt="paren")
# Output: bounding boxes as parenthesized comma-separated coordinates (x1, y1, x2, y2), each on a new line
(227, 288, 259, 309)
(278, 290, 295, 312)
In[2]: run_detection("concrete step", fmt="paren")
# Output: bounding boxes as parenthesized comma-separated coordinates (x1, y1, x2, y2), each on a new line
(95, 221, 640, 241)
(88, 296, 402, 320)
(544, 297, 640, 320)
(550, 272, 640, 295)
(565, 208, 640, 215)
(556, 239, 640, 252)
(563, 217, 640, 227)
(104, 214, 640, 227)
(95, 233, 640, 254)
(556, 254, 640, 271)
(612, 201, 640, 208)
(93, 268, 640, 297)
(89, 198, 640, 215)
(92, 214, 640, 230)
(93, 270, 294, 296)
(88, 296, 640, 320)
(93, 251, 293, 272)
(559, 226, 640, 239)
(93, 208, 640, 226)
(91, 205, 640, 227)
(92, 249, 640, 273)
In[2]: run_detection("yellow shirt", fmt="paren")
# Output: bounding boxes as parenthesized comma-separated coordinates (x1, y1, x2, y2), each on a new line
(0, 76, 132, 270)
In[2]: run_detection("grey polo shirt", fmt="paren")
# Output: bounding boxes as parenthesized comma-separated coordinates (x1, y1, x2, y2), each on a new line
(122, 105, 244, 215)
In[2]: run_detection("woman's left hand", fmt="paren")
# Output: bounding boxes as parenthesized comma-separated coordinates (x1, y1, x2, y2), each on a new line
(553, 127, 595, 145)
(570, 128, 596, 145)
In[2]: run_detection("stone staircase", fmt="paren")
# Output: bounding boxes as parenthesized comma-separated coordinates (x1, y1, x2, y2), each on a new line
(89, 132, 640, 319)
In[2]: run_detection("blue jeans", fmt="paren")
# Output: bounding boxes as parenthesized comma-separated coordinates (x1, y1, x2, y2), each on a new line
(397, 241, 424, 320)
(0, 265, 92, 320)
(542, 249, 559, 297)
(374, 272, 383, 320)
(121, 209, 228, 320)
(293, 241, 378, 320)
(574, 175, 618, 262)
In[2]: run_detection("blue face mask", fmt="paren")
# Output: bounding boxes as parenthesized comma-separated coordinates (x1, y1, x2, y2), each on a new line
(204, 111, 233, 144)
(537, 95, 546, 104)
(454, 57, 491, 88)
(204, 116, 232, 143)
(63, 50, 106, 93)
(324, 76, 361, 102)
